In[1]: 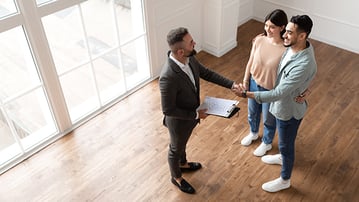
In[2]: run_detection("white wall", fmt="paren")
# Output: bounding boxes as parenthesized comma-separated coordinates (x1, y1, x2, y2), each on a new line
(251, 0, 359, 54)
(145, 0, 204, 77)
(202, 0, 239, 57)
(146, 0, 359, 78)
(237, 0, 254, 25)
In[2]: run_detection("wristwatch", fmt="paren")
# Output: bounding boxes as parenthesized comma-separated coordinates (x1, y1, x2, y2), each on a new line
(242, 90, 247, 98)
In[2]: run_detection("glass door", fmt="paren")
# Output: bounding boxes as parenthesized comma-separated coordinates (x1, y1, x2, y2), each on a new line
(0, 2, 58, 168)
(0, 0, 150, 174)
(41, 0, 150, 122)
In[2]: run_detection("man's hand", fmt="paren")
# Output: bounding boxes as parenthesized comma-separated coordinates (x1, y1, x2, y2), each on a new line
(232, 83, 247, 98)
(197, 108, 208, 119)
(231, 82, 240, 90)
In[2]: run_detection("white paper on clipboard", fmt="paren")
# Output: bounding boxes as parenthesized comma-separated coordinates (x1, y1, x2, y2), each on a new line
(197, 96, 239, 118)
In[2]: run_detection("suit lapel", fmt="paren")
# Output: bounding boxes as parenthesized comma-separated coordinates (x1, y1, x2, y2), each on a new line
(188, 63, 199, 91)
(168, 58, 197, 93)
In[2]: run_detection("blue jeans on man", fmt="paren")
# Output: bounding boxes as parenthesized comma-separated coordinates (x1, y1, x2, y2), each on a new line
(277, 117, 302, 179)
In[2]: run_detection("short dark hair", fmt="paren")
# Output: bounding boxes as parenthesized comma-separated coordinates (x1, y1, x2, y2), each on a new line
(264, 9, 288, 38)
(167, 27, 188, 52)
(290, 15, 313, 38)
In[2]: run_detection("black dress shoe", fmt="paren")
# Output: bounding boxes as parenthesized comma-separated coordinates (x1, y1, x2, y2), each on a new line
(171, 178, 195, 194)
(180, 162, 202, 172)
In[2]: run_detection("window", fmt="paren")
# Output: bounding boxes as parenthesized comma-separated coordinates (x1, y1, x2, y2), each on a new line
(0, 0, 150, 174)
(0, 0, 17, 19)
(0, 25, 57, 167)
(42, 0, 149, 122)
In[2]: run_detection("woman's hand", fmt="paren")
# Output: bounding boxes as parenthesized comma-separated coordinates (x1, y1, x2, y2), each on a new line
(295, 89, 311, 103)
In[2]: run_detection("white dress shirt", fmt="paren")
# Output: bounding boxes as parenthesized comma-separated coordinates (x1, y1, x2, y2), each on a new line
(169, 53, 196, 89)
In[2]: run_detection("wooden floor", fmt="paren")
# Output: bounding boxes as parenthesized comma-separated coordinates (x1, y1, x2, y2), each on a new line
(0, 20, 358, 201)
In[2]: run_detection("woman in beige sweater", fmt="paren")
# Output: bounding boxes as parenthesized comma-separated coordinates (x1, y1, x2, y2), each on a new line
(241, 9, 287, 156)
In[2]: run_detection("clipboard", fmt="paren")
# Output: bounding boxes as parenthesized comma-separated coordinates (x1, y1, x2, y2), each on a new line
(197, 96, 240, 118)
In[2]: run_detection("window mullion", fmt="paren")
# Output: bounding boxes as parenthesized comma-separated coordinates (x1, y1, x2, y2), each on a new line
(16, 0, 72, 133)
(111, 3, 128, 91)
(78, 4, 102, 107)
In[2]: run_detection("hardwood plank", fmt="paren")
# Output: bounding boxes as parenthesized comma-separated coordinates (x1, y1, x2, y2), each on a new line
(0, 19, 358, 201)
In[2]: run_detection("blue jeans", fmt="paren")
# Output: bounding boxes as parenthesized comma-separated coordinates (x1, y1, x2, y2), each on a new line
(277, 117, 302, 180)
(248, 77, 276, 144)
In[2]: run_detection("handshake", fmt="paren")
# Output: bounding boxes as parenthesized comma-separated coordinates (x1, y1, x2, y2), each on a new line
(231, 82, 309, 103)
(231, 82, 250, 98)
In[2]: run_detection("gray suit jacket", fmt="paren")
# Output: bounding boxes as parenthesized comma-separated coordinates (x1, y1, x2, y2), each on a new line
(159, 51, 234, 125)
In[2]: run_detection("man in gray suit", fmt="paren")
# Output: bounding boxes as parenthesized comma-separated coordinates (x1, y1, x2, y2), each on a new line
(159, 27, 237, 194)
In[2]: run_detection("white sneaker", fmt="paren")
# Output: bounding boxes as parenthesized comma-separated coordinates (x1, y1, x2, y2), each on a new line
(262, 177, 290, 192)
(261, 154, 282, 165)
(253, 142, 272, 157)
(240, 133, 258, 146)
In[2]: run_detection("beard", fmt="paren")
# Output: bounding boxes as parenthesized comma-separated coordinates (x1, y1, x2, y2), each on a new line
(186, 49, 197, 57)
(284, 38, 297, 47)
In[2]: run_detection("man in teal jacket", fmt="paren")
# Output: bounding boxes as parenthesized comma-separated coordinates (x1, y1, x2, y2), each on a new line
(233, 15, 317, 192)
